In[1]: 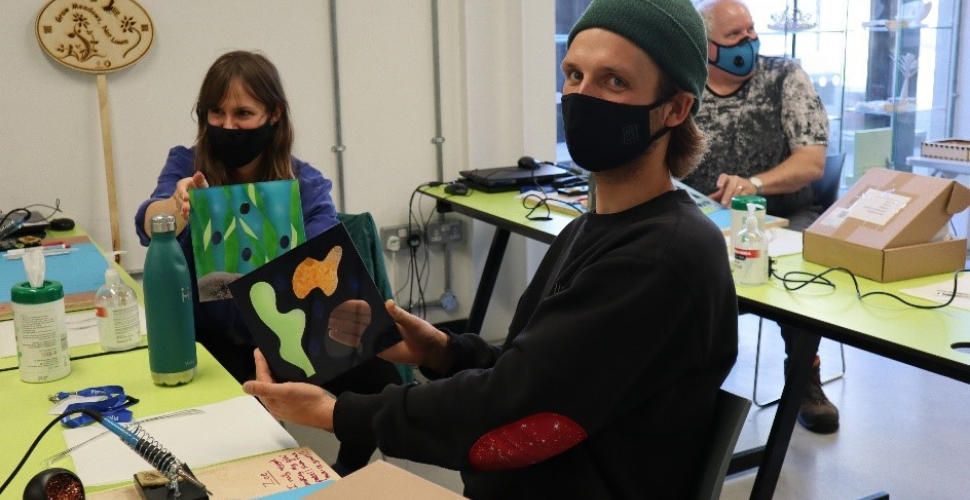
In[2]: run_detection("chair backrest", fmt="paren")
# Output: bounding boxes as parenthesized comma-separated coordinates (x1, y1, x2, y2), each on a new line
(812, 153, 847, 210)
(336, 212, 394, 300)
(336, 212, 416, 385)
(695, 389, 751, 500)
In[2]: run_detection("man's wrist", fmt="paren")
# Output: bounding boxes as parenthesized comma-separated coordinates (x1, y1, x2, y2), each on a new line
(428, 331, 453, 374)
(749, 176, 764, 195)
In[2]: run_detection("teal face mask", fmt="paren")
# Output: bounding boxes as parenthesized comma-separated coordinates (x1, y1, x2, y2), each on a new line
(709, 37, 760, 77)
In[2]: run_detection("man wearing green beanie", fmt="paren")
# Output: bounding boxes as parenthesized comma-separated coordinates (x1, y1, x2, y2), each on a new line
(244, 1, 738, 498)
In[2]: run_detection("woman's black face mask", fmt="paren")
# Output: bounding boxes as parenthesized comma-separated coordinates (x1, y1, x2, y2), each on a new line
(206, 118, 276, 169)
(561, 93, 669, 172)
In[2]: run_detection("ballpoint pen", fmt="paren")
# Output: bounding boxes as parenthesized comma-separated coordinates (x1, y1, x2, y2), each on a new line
(936, 290, 970, 298)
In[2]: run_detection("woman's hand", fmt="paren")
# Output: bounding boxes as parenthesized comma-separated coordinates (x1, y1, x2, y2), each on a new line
(378, 300, 452, 374)
(242, 349, 336, 432)
(173, 172, 209, 219)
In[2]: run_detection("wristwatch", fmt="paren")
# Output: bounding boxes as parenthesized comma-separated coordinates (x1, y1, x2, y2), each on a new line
(749, 176, 764, 196)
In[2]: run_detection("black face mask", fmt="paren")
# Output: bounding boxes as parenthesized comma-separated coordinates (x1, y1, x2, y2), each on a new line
(561, 93, 669, 172)
(206, 118, 276, 169)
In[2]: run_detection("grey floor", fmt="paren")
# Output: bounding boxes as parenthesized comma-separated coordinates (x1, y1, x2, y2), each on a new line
(287, 314, 970, 499)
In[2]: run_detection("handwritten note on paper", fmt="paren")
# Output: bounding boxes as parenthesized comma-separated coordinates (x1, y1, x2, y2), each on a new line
(196, 446, 337, 499)
(848, 189, 911, 226)
(261, 448, 337, 490)
(87, 447, 336, 500)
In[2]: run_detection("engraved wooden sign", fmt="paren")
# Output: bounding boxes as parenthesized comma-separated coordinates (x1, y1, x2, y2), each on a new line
(35, 0, 154, 74)
(34, 0, 156, 260)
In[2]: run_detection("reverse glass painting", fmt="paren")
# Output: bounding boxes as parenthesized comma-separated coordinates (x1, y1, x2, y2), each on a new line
(229, 223, 401, 385)
(189, 180, 306, 302)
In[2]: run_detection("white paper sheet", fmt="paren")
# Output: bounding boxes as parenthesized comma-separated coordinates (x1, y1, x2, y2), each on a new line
(63, 396, 298, 487)
(900, 274, 970, 311)
(766, 227, 804, 257)
(0, 305, 146, 358)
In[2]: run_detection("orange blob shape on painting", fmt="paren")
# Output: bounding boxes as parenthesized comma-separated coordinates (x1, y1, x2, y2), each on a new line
(292, 246, 343, 299)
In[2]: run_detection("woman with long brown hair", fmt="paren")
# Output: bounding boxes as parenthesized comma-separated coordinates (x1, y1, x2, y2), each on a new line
(136, 50, 401, 475)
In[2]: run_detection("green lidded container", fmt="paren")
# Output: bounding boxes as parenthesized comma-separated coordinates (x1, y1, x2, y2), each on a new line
(730, 195, 767, 212)
(11, 280, 71, 383)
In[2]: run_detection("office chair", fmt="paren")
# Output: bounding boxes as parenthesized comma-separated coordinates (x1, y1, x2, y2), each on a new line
(337, 212, 416, 385)
(694, 389, 751, 500)
(752, 153, 847, 407)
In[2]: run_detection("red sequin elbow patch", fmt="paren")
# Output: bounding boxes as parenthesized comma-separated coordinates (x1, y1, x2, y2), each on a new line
(469, 413, 587, 471)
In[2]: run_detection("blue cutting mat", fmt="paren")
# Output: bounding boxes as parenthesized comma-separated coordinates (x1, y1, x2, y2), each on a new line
(0, 243, 108, 303)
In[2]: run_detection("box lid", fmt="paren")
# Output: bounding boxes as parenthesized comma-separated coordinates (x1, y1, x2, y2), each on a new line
(946, 177, 970, 214)
(806, 168, 970, 250)
(306, 460, 467, 499)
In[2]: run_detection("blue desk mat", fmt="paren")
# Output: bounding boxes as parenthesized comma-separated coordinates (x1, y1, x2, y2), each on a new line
(0, 243, 108, 303)
(707, 209, 733, 229)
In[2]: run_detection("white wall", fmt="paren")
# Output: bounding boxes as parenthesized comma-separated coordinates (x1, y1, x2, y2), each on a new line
(0, 0, 556, 334)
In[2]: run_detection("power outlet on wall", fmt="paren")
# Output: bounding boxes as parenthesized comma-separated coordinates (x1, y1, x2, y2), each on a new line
(380, 224, 422, 252)
(426, 219, 463, 244)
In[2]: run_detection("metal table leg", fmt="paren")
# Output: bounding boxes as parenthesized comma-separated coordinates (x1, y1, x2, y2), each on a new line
(749, 330, 821, 500)
(465, 227, 510, 334)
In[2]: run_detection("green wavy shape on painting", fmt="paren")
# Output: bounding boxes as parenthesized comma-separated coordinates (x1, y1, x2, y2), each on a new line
(249, 281, 314, 377)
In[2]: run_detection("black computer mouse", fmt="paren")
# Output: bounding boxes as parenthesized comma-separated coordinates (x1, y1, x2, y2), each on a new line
(444, 182, 469, 196)
(50, 218, 76, 231)
(518, 156, 542, 170)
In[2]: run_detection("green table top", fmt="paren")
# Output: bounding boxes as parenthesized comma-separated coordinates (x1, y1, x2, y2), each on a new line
(421, 185, 575, 244)
(0, 345, 244, 497)
(738, 253, 970, 381)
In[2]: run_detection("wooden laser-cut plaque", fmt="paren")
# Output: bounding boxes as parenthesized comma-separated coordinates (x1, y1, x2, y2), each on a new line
(35, 0, 154, 74)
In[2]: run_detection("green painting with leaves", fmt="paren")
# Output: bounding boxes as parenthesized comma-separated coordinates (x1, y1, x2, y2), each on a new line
(189, 180, 305, 301)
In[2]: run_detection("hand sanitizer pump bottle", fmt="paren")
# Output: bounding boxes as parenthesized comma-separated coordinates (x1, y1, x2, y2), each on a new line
(734, 203, 769, 286)
(95, 251, 142, 351)
(144, 214, 197, 386)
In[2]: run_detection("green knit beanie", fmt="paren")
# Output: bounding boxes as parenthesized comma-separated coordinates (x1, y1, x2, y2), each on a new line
(567, 0, 708, 115)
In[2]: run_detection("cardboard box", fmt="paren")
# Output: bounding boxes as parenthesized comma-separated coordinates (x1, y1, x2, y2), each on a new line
(307, 460, 467, 500)
(804, 168, 970, 282)
(921, 139, 970, 162)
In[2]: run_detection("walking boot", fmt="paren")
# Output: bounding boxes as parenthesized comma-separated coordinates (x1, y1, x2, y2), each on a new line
(786, 356, 840, 434)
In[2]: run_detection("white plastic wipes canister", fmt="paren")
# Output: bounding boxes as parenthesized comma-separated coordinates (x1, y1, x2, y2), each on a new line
(11, 280, 71, 383)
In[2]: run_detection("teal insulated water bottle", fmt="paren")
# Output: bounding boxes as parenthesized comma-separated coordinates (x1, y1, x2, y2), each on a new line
(144, 214, 197, 385)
